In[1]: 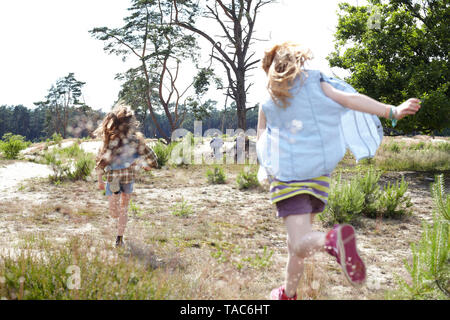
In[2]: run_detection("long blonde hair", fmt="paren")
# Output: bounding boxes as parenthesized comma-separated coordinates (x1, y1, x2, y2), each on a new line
(262, 42, 313, 108)
(94, 102, 143, 166)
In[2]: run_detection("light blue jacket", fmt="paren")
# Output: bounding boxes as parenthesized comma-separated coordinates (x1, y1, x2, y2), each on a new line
(257, 69, 383, 181)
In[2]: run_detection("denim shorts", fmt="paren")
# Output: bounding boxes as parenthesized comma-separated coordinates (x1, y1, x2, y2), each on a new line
(105, 182, 134, 196)
(276, 193, 326, 218)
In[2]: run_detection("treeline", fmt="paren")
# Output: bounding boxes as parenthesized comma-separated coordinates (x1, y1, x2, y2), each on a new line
(0, 104, 104, 142)
(0, 104, 258, 143)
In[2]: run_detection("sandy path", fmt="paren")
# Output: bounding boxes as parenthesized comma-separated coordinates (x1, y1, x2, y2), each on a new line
(0, 162, 53, 199)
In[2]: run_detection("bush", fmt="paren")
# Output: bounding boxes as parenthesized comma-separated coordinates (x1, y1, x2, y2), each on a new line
(206, 166, 226, 184)
(389, 175, 449, 300)
(0, 133, 30, 160)
(236, 167, 260, 190)
(68, 154, 95, 181)
(319, 174, 365, 226)
(51, 132, 63, 146)
(320, 169, 413, 225)
(152, 140, 177, 168)
(356, 167, 382, 218)
(378, 177, 413, 218)
(43, 143, 95, 182)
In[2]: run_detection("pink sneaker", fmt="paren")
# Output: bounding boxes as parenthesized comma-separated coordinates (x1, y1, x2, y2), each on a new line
(270, 285, 297, 300)
(325, 224, 366, 288)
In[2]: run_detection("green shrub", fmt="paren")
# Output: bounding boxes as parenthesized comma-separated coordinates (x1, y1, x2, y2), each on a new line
(51, 132, 63, 146)
(68, 153, 95, 181)
(389, 175, 449, 300)
(431, 174, 450, 221)
(44, 143, 94, 182)
(206, 166, 226, 184)
(378, 177, 413, 218)
(170, 198, 193, 217)
(356, 167, 382, 218)
(152, 140, 178, 168)
(319, 174, 365, 226)
(236, 167, 260, 190)
(0, 133, 30, 159)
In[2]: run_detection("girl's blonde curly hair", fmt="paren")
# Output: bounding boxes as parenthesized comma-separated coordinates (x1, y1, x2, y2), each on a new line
(262, 42, 313, 108)
(94, 102, 144, 168)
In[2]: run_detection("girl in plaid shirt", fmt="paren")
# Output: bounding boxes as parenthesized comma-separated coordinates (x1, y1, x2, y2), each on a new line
(94, 104, 157, 247)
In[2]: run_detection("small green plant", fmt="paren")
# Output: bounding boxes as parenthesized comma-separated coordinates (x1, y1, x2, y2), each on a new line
(243, 246, 274, 269)
(129, 200, 143, 217)
(410, 141, 426, 150)
(388, 142, 401, 153)
(211, 247, 228, 264)
(170, 198, 193, 217)
(319, 174, 365, 226)
(378, 177, 412, 218)
(51, 132, 63, 146)
(389, 175, 449, 300)
(431, 174, 450, 221)
(206, 166, 226, 184)
(0, 133, 30, 159)
(236, 166, 259, 190)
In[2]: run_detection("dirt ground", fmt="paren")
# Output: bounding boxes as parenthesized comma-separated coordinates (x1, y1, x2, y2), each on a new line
(0, 136, 448, 300)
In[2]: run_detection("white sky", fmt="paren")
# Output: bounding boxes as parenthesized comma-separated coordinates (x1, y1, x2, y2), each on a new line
(0, 0, 364, 112)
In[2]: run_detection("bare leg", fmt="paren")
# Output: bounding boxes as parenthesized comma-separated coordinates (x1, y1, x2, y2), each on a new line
(283, 214, 326, 298)
(109, 194, 120, 218)
(118, 193, 132, 237)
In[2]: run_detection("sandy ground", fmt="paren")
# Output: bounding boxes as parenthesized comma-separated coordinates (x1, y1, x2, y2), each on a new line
(0, 136, 448, 300)
(0, 162, 53, 201)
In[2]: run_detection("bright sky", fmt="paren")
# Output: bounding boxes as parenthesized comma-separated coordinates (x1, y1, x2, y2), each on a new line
(0, 0, 364, 112)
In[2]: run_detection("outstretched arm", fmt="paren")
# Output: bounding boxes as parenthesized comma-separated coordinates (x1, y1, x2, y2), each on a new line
(320, 82, 421, 120)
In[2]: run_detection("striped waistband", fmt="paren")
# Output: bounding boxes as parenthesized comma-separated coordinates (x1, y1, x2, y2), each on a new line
(270, 175, 330, 204)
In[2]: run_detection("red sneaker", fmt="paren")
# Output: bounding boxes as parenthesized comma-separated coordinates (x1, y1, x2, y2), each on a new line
(325, 224, 366, 288)
(270, 285, 297, 300)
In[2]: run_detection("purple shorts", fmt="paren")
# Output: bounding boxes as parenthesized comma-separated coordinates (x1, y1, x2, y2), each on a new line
(276, 194, 326, 218)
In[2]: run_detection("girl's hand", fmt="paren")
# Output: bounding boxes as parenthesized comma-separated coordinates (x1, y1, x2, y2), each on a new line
(98, 181, 105, 190)
(394, 98, 421, 120)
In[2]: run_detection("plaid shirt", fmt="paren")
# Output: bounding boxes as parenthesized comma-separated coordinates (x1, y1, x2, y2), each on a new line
(96, 138, 158, 183)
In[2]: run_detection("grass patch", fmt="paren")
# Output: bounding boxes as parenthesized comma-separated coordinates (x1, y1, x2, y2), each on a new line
(0, 237, 192, 300)
(337, 140, 450, 172)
